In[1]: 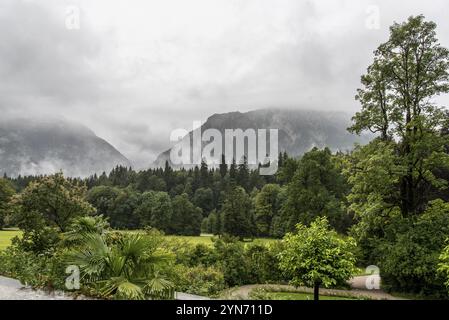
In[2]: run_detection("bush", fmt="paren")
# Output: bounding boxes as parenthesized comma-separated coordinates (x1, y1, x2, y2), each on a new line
(214, 236, 249, 286)
(12, 227, 61, 254)
(213, 236, 285, 286)
(379, 200, 449, 298)
(248, 288, 274, 300)
(245, 243, 285, 284)
(173, 265, 226, 297)
(184, 244, 217, 267)
(0, 246, 66, 290)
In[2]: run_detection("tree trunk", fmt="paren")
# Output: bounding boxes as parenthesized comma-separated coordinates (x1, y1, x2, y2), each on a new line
(313, 282, 320, 301)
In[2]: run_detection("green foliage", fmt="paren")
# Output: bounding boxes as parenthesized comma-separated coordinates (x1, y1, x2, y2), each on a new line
(65, 232, 175, 300)
(12, 226, 61, 254)
(349, 15, 449, 217)
(213, 236, 249, 286)
(135, 172, 167, 192)
(11, 173, 95, 233)
(276, 154, 299, 185)
(438, 238, 449, 296)
(237, 157, 250, 191)
(222, 185, 254, 239)
(136, 191, 172, 233)
(211, 236, 285, 286)
(2, 15, 449, 300)
(245, 243, 285, 284)
(282, 148, 350, 233)
(201, 210, 223, 235)
(171, 193, 203, 236)
(193, 187, 214, 216)
(278, 217, 357, 293)
(254, 184, 282, 237)
(110, 187, 140, 229)
(0, 245, 66, 289)
(7, 173, 95, 253)
(86, 185, 122, 219)
(173, 265, 225, 297)
(181, 243, 218, 267)
(64, 215, 110, 245)
(346, 15, 449, 296)
(379, 200, 449, 297)
(0, 178, 15, 228)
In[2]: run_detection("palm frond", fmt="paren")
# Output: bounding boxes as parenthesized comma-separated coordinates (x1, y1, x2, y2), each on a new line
(65, 233, 110, 281)
(100, 277, 144, 300)
(143, 276, 175, 300)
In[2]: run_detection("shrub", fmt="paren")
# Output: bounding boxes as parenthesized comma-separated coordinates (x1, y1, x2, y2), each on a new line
(12, 226, 61, 254)
(184, 244, 217, 267)
(173, 265, 226, 297)
(213, 236, 249, 286)
(380, 200, 449, 297)
(248, 288, 274, 300)
(245, 244, 284, 284)
(0, 246, 66, 290)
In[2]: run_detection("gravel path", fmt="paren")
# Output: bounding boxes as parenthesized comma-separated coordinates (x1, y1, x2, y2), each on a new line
(1, 274, 400, 300)
(0, 276, 79, 300)
(0, 275, 210, 300)
(221, 276, 404, 300)
(176, 292, 211, 300)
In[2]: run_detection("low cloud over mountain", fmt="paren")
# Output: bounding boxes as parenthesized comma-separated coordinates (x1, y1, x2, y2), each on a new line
(0, 117, 131, 177)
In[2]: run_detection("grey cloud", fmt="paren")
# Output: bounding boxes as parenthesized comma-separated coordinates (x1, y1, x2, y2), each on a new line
(1, 0, 449, 169)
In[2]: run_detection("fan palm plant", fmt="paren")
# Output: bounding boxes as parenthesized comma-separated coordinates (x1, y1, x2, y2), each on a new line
(65, 231, 174, 300)
(63, 215, 110, 245)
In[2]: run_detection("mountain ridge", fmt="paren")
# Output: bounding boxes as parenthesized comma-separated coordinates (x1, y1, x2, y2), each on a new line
(0, 117, 132, 178)
(153, 108, 371, 168)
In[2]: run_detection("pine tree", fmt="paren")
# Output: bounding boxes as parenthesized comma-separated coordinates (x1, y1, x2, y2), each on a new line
(237, 156, 250, 191)
(200, 159, 210, 188)
(229, 158, 237, 181)
(219, 154, 228, 178)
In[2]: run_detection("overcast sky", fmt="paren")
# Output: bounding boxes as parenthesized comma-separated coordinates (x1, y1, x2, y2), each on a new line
(1, 0, 449, 168)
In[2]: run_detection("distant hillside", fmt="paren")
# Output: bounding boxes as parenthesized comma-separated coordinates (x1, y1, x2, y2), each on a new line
(0, 118, 131, 177)
(154, 108, 371, 168)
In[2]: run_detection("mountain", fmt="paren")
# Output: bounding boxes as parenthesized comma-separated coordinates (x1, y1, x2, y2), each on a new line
(153, 108, 371, 168)
(0, 118, 131, 177)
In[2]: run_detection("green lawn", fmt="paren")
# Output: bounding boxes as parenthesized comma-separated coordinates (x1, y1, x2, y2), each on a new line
(266, 291, 359, 300)
(0, 229, 22, 251)
(165, 234, 277, 246)
(124, 230, 278, 246)
(165, 234, 217, 245)
(0, 229, 277, 250)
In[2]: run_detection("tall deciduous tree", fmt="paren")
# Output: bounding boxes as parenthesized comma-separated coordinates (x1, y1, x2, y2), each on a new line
(282, 148, 349, 233)
(171, 193, 203, 236)
(11, 173, 95, 232)
(349, 15, 449, 217)
(193, 187, 214, 216)
(136, 191, 172, 233)
(347, 15, 449, 292)
(254, 184, 281, 237)
(222, 185, 254, 239)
